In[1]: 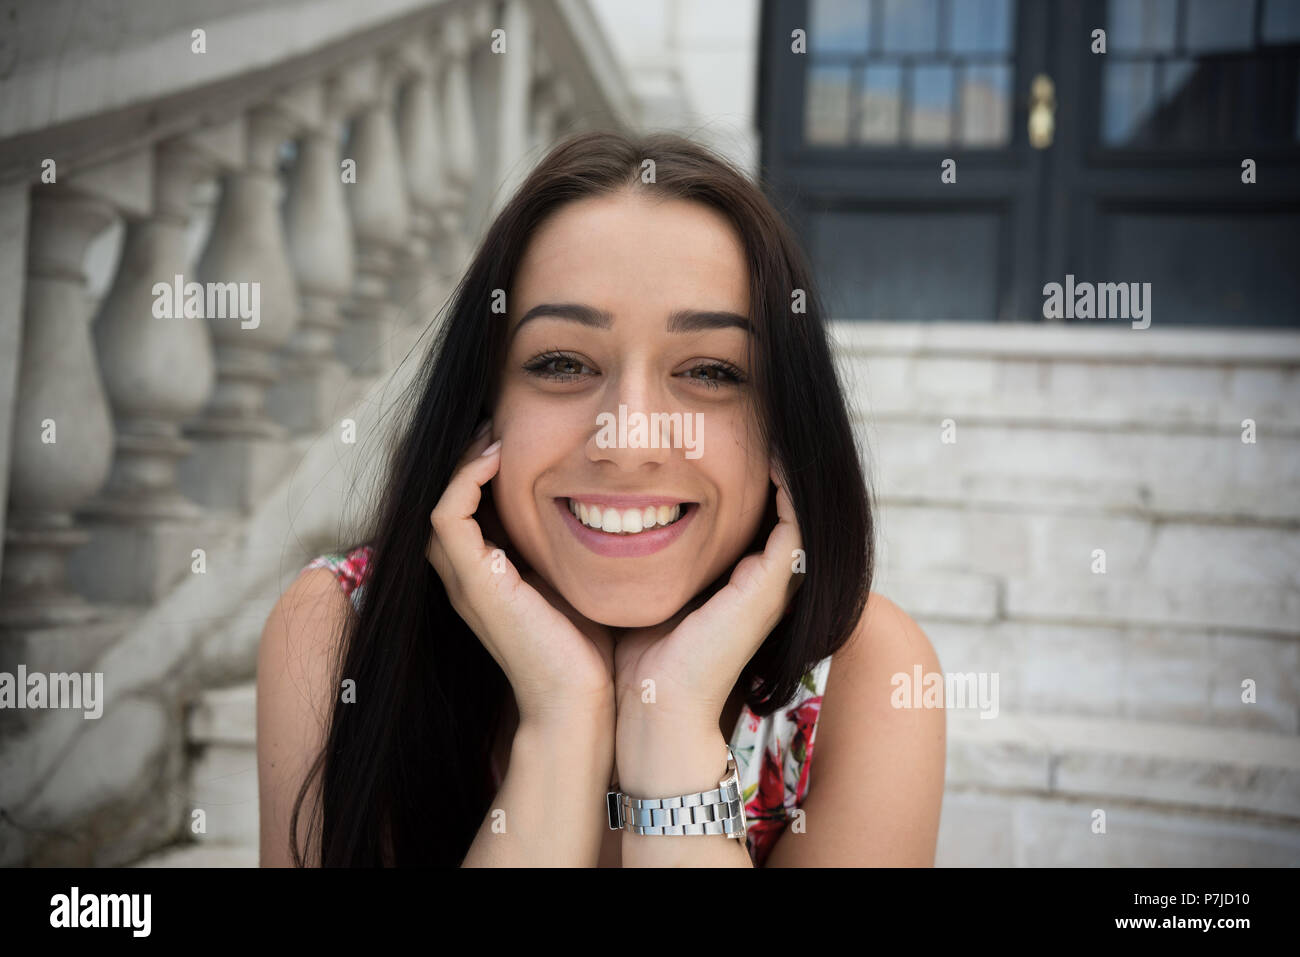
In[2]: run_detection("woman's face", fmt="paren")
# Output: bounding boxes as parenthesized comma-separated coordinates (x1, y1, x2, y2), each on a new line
(490, 188, 771, 629)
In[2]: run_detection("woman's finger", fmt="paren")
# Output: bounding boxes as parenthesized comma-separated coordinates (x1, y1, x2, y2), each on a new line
(427, 419, 495, 572)
(429, 439, 502, 577)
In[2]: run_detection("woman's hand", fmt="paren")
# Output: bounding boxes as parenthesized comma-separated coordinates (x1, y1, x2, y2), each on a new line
(612, 465, 804, 736)
(426, 421, 616, 729)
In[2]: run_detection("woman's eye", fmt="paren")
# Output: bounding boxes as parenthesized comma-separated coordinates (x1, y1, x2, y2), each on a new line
(523, 352, 594, 380)
(523, 354, 745, 389)
(681, 362, 746, 390)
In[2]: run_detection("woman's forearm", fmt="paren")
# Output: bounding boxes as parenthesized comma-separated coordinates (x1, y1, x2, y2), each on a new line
(461, 710, 615, 867)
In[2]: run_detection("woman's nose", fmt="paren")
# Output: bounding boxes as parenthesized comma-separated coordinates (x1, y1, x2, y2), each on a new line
(586, 370, 678, 466)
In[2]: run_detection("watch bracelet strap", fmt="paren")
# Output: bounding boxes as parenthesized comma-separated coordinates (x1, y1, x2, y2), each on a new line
(606, 745, 746, 837)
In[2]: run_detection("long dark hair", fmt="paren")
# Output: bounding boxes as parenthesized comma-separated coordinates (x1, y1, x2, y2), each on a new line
(290, 130, 874, 866)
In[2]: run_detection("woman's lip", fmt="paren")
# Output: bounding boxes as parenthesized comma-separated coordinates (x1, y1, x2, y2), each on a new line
(555, 498, 697, 558)
(559, 494, 695, 509)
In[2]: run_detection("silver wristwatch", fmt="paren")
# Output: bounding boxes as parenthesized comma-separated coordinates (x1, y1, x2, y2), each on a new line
(606, 745, 747, 840)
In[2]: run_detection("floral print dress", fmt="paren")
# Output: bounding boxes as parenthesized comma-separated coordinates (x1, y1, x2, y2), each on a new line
(303, 545, 833, 867)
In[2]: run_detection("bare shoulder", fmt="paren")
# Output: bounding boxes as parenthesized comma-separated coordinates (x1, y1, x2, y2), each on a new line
(255, 567, 352, 867)
(820, 589, 945, 746)
(835, 590, 942, 675)
(764, 590, 944, 865)
(257, 567, 352, 720)
(260, 567, 352, 664)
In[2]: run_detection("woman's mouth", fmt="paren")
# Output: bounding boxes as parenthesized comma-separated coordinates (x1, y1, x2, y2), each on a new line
(566, 498, 688, 534)
(555, 496, 697, 557)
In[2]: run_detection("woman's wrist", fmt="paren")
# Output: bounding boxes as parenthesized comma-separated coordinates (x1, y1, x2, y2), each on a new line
(512, 711, 617, 805)
(463, 705, 614, 867)
(614, 712, 728, 797)
(516, 691, 616, 740)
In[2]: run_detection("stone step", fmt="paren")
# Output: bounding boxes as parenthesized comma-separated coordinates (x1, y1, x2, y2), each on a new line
(945, 709, 1300, 820)
(188, 682, 256, 747)
(859, 421, 1298, 489)
(830, 319, 1300, 367)
(873, 503, 1299, 584)
(1003, 577, 1299, 636)
(850, 390, 1300, 435)
(168, 683, 260, 852)
(126, 683, 260, 867)
(871, 469, 1300, 523)
(919, 616, 1298, 735)
(936, 790, 1300, 867)
(876, 570, 1300, 636)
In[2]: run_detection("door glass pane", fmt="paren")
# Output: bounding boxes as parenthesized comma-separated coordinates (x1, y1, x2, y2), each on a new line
(882, 0, 939, 53)
(1185, 0, 1255, 51)
(857, 65, 903, 144)
(1107, 0, 1178, 52)
(803, 0, 1017, 150)
(1263, 0, 1300, 41)
(1103, 62, 1158, 144)
(961, 64, 1013, 145)
(809, 0, 871, 54)
(1101, 0, 1300, 147)
(949, 0, 1014, 54)
(909, 64, 954, 145)
(805, 65, 852, 145)
(1159, 58, 1198, 145)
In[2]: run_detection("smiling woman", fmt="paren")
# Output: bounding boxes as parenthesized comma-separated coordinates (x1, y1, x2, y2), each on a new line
(255, 130, 944, 868)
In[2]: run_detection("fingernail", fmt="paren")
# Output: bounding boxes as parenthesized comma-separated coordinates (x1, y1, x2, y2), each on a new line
(480, 438, 502, 457)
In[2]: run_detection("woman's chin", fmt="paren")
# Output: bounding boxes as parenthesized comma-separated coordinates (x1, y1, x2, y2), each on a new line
(566, 593, 690, 631)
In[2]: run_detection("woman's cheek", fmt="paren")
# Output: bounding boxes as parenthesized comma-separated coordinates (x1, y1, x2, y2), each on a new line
(489, 453, 528, 546)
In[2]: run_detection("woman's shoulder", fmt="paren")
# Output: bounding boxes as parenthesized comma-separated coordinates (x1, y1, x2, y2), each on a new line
(258, 548, 370, 866)
(835, 590, 938, 672)
(747, 591, 943, 865)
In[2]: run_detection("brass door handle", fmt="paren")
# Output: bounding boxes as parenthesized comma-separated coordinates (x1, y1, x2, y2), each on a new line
(1029, 73, 1055, 149)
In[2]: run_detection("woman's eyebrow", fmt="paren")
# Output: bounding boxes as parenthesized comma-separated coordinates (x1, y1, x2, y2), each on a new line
(511, 303, 751, 341)
(667, 309, 751, 334)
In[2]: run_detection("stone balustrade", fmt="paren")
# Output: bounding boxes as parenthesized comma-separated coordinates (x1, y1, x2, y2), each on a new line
(0, 0, 634, 865)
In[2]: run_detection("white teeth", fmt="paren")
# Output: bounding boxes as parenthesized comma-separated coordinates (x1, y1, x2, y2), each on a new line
(567, 499, 686, 535)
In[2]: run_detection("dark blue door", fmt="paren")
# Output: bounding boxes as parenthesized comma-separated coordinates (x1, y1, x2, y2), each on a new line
(758, 0, 1300, 326)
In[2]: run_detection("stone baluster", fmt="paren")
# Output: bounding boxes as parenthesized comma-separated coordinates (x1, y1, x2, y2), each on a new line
(436, 10, 477, 281)
(180, 90, 316, 510)
(531, 49, 576, 154)
(487, 0, 535, 220)
(337, 57, 409, 376)
(69, 123, 243, 602)
(463, 3, 499, 235)
(266, 77, 355, 434)
(0, 165, 139, 626)
(0, 183, 29, 591)
(552, 77, 580, 135)
(422, 29, 470, 319)
(529, 47, 561, 155)
(393, 34, 446, 329)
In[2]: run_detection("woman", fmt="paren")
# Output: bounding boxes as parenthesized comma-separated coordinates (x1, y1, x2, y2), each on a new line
(256, 130, 945, 867)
